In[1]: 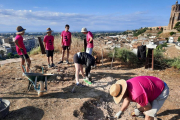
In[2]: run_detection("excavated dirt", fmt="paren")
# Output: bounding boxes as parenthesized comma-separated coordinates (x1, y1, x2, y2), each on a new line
(0, 54, 180, 120)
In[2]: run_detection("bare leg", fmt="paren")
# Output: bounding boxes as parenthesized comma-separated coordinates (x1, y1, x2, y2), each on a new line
(26, 58, 31, 73)
(61, 50, 65, 61)
(80, 64, 85, 78)
(48, 57, 50, 65)
(20, 59, 25, 73)
(67, 49, 69, 61)
(51, 56, 53, 64)
(75, 63, 80, 83)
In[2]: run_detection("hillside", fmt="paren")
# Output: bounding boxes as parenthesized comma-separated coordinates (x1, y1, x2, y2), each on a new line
(0, 51, 180, 120)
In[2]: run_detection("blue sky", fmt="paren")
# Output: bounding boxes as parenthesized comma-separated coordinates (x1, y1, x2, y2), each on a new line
(0, 0, 177, 32)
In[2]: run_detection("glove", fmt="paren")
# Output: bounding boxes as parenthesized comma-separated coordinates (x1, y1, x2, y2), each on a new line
(134, 109, 141, 116)
(114, 111, 122, 119)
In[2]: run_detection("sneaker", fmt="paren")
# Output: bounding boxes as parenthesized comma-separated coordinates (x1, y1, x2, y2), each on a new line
(76, 83, 85, 87)
(51, 63, 55, 67)
(58, 61, 63, 64)
(66, 60, 69, 64)
(22, 73, 25, 76)
(48, 64, 51, 68)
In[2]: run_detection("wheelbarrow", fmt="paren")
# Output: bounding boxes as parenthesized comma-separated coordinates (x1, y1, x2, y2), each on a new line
(22, 65, 54, 96)
(0, 99, 10, 119)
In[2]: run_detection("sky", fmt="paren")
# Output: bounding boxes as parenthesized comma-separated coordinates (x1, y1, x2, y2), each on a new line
(0, 0, 178, 32)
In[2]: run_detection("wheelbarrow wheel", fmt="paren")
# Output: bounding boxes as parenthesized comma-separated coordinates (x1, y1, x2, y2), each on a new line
(38, 81, 44, 97)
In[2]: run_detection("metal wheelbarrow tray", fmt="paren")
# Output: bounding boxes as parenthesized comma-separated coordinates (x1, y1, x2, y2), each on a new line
(24, 72, 54, 96)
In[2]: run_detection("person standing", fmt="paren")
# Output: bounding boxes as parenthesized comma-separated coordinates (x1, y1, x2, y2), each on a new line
(58, 24, 71, 64)
(14, 26, 31, 74)
(43, 28, 55, 68)
(81, 28, 93, 55)
(110, 76, 169, 120)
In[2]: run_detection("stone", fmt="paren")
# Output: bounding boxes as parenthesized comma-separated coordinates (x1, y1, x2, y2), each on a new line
(15, 78, 22, 80)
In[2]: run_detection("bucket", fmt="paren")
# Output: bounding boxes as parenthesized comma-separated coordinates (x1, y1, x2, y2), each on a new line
(0, 99, 10, 119)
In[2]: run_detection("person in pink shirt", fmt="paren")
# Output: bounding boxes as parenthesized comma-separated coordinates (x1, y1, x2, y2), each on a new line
(81, 28, 93, 55)
(110, 76, 169, 120)
(14, 26, 31, 74)
(43, 28, 54, 68)
(58, 24, 71, 64)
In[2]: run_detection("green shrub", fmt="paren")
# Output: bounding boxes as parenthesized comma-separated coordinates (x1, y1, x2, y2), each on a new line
(30, 46, 41, 55)
(108, 48, 138, 65)
(170, 32, 176, 36)
(14, 54, 19, 58)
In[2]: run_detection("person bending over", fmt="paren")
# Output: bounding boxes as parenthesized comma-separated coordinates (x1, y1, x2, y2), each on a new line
(73, 52, 95, 87)
(110, 76, 169, 120)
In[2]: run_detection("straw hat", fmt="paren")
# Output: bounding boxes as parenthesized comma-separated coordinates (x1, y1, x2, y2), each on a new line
(81, 27, 88, 32)
(110, 79, 127, 104)
(16, 26, 26, 34)
(47, 28, 53, 33)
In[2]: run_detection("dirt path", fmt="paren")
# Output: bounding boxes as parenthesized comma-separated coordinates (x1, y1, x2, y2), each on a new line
(0, 54, 180, 120)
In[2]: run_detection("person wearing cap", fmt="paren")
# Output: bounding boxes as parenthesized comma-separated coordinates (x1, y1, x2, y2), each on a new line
(110, 76, 169, 120)
(81, 28, 93, 55)
(43, 28, 55, 68)
(14, 26, 31, 74)
(73, 52, 95, 87)
(58, 24, 71, 64)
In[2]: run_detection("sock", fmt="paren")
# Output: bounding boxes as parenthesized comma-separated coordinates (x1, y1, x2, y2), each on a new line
(76, 82, 79, 85)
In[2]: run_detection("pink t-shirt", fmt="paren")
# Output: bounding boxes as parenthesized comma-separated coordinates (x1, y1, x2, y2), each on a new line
(15, 35, 27, 55)
(86, 31, 93, 48)
(61, 31, 71, 46)
(43, 35, 54, 50)
(127, 76, 165, 107)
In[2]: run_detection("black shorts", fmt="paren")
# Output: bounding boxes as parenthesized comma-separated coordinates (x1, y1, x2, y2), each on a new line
(73, 54, 82, 64)
(20, 54, 29, 60)
(46, 50, 54, 57)
(63, 46, 70, 50)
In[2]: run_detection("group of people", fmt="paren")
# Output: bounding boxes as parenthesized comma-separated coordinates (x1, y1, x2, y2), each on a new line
(14, 25, 169, 120)
(14, 25, 96, 86)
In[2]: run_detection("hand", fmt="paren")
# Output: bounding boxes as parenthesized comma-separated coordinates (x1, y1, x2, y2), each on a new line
(114, 111, 122, 119)
(68, 46, 71, 50)
(89, 40, 93, 43)
(61, 45, 64, 48)
(20, 48, 23, 52)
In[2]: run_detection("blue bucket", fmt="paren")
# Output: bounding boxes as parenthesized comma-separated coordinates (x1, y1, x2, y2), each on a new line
(0, 99, 10, 119)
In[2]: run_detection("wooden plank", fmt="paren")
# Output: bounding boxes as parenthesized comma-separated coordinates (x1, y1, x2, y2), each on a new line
(84, 38, 87, 52)
(38, 37, 46, 54)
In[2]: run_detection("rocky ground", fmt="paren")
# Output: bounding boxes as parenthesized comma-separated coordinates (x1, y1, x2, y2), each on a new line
(0, 53, 180, 120)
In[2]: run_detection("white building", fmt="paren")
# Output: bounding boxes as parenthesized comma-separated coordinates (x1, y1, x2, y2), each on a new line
(169, 37, 174, 43)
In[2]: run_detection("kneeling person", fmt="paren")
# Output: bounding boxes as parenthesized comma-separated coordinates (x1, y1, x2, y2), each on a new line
(73, 52, 95, 87)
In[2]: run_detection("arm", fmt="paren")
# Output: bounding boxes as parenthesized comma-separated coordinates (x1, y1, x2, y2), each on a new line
(114, 97, 131, 118)
(14, 40, 21, 49)
(44, 42, 46, 49)
(89, 37, 93, 43)
(138, 102, 152, 112)
(120, 97, 131, 112)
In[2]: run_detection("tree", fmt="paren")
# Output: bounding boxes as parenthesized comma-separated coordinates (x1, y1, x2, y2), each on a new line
(156, 27, 159, 30)
(174, 22, 180, 31)
(161, 27, 163, 31)
(150, 28, 152, 31)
